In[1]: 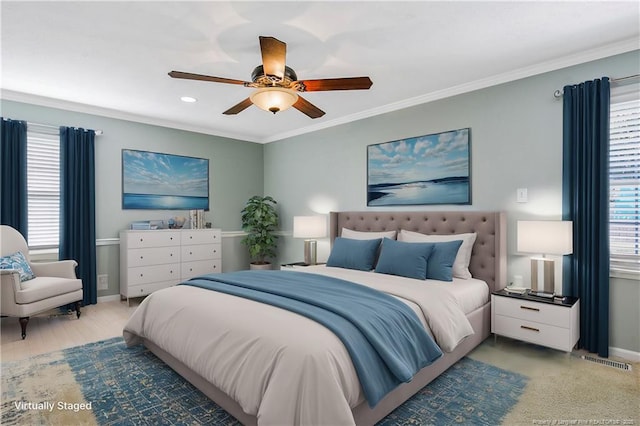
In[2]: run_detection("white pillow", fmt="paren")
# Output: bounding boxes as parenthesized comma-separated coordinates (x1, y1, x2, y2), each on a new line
(341, 228, 397, 240)
(398, 230, 477, 279)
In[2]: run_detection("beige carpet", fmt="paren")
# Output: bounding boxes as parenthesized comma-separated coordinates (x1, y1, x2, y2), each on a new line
(470, 339, 640, 425)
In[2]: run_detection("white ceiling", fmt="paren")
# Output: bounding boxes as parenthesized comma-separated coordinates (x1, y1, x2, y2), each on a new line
(1, 1, 638, 143)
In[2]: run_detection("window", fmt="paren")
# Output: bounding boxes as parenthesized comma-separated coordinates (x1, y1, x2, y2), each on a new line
(26, 125, 60, 249)
(609, 86, 640, 277)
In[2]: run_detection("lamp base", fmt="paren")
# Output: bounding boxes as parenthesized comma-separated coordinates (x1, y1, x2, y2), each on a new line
(303, 240, 317, 265)
(531, 257, 555, 293)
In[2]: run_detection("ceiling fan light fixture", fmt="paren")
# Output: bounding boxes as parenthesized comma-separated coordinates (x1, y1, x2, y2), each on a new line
(250, 87, 298, 114)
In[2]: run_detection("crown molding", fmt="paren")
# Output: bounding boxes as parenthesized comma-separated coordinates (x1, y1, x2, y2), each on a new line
(2, 38, 637, 144)
(263, 38, 639, 143)
(0, 90, 262, 143)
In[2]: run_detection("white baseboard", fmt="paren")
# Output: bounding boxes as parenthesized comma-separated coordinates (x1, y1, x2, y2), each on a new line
(97, 294, 121, 303)
(609, 346, 640, 362)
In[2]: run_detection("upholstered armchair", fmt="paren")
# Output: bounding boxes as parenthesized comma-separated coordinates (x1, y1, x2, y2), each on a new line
(0, 225, 83, 339)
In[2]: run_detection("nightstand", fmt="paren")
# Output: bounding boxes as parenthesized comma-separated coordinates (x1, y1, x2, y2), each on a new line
(280, 262, 325, 270)
(491, 289, 580, 352)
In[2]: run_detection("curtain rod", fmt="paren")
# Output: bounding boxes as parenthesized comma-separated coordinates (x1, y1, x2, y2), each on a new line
(553, 74, 639, 98)
(27, 121, 103, 135)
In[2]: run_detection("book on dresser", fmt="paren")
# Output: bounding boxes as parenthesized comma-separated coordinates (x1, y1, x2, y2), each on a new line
(120, 228, 222, 303)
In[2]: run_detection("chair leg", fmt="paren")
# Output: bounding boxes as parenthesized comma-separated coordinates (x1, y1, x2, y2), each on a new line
(75, 302, 81, 319)
(19, 317, 29, 340)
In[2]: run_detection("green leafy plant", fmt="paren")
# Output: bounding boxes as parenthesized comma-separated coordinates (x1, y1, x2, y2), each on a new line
(241, 195, 279, 265)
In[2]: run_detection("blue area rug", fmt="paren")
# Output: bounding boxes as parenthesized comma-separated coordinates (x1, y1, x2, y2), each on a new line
(1, 337, 527, 425)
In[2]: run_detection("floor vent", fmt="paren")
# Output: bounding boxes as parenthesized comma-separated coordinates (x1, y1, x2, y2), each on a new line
(581, 355, 632, 371)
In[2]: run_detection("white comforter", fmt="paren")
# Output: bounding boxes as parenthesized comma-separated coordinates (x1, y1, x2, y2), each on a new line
(123, 267, 484, 425)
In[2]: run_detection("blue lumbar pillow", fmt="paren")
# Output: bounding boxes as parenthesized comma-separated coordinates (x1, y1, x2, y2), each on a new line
(426, 240, 464, 281)
(326, 237, 382, 271)
(375, 238, 434, 280)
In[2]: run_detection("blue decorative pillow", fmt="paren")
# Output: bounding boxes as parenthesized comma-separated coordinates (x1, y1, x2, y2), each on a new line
(375, 238, 434, 280)
(0, 251, 35, 282)
(426, 240, 464, 282)
(326, 237, 382, 271)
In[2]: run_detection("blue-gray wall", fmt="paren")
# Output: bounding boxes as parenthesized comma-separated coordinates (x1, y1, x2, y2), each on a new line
(263, 50, 640, 354)
(1, 99, 264, 296)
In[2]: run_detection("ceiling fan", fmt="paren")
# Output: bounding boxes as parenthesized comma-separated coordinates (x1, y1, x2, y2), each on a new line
(169, 36, 373, 119)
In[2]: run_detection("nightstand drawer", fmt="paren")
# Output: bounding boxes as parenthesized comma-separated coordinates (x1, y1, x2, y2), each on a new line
(494, 295, 571, 327)
(493, 315, 574, 352)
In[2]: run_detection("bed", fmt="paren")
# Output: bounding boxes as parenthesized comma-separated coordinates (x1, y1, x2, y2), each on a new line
(123, 211, 506, 425)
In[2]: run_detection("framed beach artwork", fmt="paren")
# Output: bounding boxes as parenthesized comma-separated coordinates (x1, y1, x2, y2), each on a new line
(122, 149, 209, 210)
(367, 128, 471, 206)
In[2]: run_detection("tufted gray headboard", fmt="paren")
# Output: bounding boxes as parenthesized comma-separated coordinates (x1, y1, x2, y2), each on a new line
(329, 211, 507, 292)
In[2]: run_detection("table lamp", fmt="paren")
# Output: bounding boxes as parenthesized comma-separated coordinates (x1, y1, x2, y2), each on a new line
(517, 220, 573, 294)
(293, 216, 327, 265)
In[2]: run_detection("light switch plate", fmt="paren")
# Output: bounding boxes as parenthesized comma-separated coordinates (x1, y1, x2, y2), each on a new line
(516, 188, 528, 203)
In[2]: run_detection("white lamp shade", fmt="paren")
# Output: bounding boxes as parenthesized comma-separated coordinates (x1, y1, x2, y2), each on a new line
(250, 87, 299, 113)
(517, 220, 573, 255)
(293, 216, 327, 239)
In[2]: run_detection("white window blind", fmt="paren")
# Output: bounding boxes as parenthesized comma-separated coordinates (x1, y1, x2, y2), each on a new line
(26, 126, 60, 249)
(609, 89, 640, 276)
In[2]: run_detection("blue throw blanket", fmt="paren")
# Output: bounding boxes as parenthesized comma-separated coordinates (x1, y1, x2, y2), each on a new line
(182, 270, 442, 406)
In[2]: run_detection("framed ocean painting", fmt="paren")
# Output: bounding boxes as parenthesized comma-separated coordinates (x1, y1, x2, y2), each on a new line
(367, 128, 471, 206)
(122, 149, 209, 210)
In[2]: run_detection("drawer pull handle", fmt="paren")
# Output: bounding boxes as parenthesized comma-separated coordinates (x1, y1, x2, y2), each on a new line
(140, 256, 143, 259)
(520, 305, 540, 312)
(520, 325, 540, 332)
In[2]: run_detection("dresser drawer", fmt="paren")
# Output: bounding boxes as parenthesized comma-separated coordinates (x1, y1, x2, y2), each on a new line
(127, 263, 180, 285)
(493, 314, 575, 352)
(493, 295, 572, 327)
(124, 281, 177, 298)
(181, 243, 221, 262)
(127, 246, 180, 267)
(125, 231, 181, 249)
(181, 259, 221, 280)
(181, 229, 221, 245)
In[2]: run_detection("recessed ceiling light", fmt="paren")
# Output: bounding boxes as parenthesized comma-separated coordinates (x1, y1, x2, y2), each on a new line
(180, 96, 197, 103)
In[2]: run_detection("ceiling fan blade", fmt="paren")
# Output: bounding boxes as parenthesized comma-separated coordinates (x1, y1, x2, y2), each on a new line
(293, 96, 325, 119)
(223, 98, 253, 115)
(169, 71, 249, 86)
(297, 77, 373, 92)
(259, 36, 286, 80)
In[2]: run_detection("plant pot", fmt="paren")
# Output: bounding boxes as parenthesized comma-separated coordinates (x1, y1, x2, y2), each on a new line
(249, 263, 272, 270)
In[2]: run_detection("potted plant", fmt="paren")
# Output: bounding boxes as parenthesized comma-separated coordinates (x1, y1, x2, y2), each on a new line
(241, 195, 279, 269)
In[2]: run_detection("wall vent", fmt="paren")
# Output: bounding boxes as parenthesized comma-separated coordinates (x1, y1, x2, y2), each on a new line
(581, 355, 632, 371)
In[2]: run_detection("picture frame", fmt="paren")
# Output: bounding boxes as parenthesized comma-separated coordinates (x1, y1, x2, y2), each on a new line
(367, 128, 471, 206)
(122, 149, 209, 210)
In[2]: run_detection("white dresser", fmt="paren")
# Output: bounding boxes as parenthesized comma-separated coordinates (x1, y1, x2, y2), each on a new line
(491, 290, 580, 353)
(120, 228, 221, 303)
